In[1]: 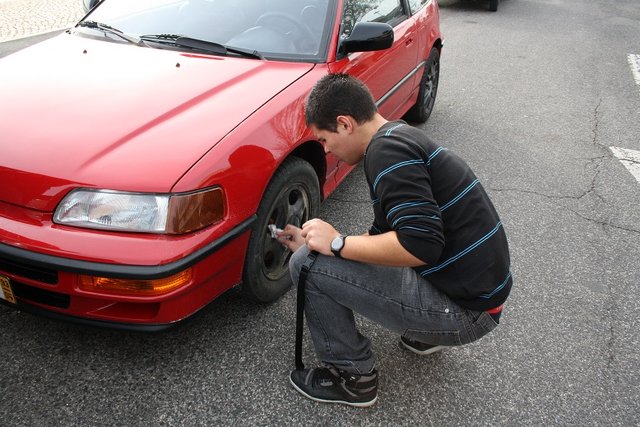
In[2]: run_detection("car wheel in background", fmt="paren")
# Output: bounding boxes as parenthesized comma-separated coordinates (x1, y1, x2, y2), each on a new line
(242, 157, 320, 302)
(489, 0, 499, 11)
(404, 47, 440, 123)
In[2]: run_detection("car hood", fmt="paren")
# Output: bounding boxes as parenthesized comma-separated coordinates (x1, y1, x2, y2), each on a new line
(0, 33, 314, 212)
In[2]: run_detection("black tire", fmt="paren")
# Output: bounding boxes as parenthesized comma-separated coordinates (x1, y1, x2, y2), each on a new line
(489, 0, 499, 11)
(404, 48, 440, 123)
(242, 157, 320, 302)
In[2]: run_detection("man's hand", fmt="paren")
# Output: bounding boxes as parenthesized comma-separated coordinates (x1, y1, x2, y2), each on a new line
(300, 218, 339, 256)
(276, 224, 305, 252)
(276, 219, 340, 256)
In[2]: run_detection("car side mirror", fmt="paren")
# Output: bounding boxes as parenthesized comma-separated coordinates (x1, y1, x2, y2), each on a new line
(338, 22, 394, 57)
(82, 0, 101, 13)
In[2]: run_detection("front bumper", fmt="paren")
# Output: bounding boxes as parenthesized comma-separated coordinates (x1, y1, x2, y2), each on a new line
(0, 216, 255, 330)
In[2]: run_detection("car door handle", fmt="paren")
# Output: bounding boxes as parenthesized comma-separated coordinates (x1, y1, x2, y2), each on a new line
(405, 37, 414, 46)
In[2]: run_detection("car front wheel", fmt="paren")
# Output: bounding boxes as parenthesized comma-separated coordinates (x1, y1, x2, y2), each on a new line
(404, 47, 440, 123)
(242, 157, 320, 302)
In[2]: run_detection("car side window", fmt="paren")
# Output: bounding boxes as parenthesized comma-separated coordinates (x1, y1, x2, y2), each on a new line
(407, 0, 428, 14)
(341, 0, 407, 37)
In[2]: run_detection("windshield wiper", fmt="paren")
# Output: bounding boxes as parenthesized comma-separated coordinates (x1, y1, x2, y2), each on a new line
(77, 21, 143, 45)
(139, 34, 264, 60)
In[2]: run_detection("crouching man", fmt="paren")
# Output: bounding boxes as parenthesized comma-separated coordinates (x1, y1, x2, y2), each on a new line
(277, 73, 512, 407)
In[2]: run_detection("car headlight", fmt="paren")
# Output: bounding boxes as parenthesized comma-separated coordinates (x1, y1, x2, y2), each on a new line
(53, 187, 225, 234)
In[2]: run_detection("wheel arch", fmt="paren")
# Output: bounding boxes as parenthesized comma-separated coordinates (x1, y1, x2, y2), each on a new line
(433, 38, 443, 53)
(288, 140, 327, 201)
(417, 39, 442, 76)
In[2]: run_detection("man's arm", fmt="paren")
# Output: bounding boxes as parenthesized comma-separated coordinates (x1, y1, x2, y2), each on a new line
(280, 218, 424, 267)
(339, 230, 425, 267)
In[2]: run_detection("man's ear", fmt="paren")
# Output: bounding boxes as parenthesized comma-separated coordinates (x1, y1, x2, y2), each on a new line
(336, 115, 354, 132)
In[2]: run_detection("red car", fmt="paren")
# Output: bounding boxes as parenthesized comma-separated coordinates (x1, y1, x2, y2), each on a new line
(0, 0, 442, 330)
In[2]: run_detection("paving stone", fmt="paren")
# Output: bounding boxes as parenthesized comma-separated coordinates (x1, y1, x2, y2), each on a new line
(0, 0, 84, 42)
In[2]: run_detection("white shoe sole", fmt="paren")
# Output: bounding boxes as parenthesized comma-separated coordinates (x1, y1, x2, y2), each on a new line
(289, 375, 378, 408)
(400, 339, 446, 355)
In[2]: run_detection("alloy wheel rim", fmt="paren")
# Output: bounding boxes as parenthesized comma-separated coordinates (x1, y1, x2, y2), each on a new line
(261, 184, 311, 281)
(423, 60, 439, 109)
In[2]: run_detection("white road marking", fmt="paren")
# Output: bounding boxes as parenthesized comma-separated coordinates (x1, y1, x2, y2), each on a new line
(611, 55, 640, 184)
(610, 146, 640, 184)
(628, 54, 640, 89)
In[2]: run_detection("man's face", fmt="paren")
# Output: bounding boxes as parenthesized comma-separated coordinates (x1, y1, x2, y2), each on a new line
(310, 120, 363, 165)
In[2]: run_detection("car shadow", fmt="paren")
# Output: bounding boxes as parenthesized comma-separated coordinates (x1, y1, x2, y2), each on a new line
(438, 0, 506, 12)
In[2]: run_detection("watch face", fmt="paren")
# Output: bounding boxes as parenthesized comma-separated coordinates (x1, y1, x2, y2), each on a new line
(331, 236, 344, 252)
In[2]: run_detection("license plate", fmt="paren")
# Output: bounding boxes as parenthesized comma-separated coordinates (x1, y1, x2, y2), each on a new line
(0, 275, 16, 304)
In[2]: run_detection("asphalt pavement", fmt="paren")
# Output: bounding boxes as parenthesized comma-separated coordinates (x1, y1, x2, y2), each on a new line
(1, 0, 639, 426)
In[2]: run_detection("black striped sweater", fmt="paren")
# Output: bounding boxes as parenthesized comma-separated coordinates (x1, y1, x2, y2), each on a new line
(363, 121, 512, 311)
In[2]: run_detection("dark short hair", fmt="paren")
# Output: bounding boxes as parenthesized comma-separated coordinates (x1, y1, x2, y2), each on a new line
(305, 73, 377, 132)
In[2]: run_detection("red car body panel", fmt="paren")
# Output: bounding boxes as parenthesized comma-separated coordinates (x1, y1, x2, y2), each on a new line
(0, 35, 315, 211)
(0, 0, 442, 329)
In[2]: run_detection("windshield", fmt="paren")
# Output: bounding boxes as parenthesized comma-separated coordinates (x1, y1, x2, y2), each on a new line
(81, 0, 335, 61)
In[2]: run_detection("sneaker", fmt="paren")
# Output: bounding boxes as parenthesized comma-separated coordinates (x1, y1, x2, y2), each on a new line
(400, 336, 446, 355)
(289, 365, 378, 407)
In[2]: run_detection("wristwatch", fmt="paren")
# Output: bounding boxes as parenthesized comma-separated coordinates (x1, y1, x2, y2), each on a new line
(330, 235, 346, 258)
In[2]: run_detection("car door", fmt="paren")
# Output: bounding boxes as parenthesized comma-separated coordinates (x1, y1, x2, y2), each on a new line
(328, 0, 419, 183)
(330, 0, 418, 114)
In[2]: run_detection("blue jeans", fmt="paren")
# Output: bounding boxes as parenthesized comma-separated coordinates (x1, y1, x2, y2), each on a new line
(289, 245, 499, 374)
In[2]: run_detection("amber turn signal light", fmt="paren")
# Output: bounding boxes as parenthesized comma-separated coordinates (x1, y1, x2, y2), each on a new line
(79, 269, 192, 296)
(166, 187, 225, 234)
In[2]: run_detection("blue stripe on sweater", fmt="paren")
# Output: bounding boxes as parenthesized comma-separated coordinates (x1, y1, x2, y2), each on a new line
(398, 226, 439, 235)
(386, 201, 434, 219)
(479, 270, 512, 299)
(427, 147, 447, 165)
(440, 179, 480, 212)
(384, 123, 404, 136)
(421, 221, 503, 276)
(372, 159, 425, 191)
(391, 214, 440, 228)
